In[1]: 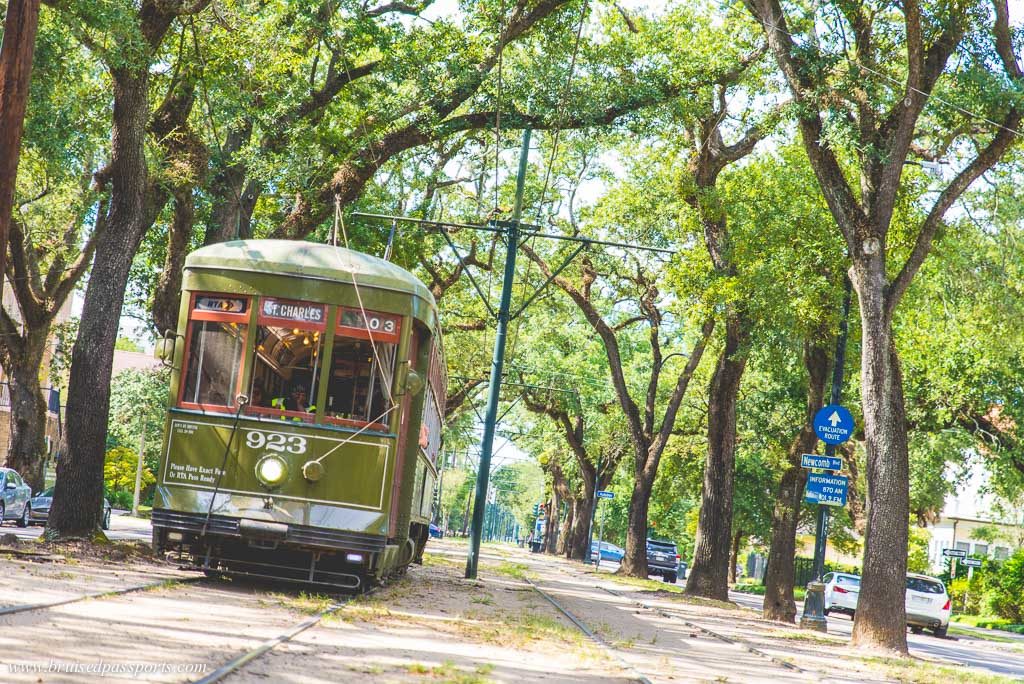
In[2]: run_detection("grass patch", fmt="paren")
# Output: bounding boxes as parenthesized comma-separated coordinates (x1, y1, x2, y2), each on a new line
(406, 660, 493, 683)
(731, 583, 807, 601)
(765, 628, 843, 645)
(951, 615, 1024, 634)
(859, 655, 1018, 684)
(606, 574, 738, 610)
(268, 591, 335, 615)
(339, 597, 393, 622)
(422, 553, 461, 568)
(492, 561, 535, 581)
(948, 625, 1020, 644)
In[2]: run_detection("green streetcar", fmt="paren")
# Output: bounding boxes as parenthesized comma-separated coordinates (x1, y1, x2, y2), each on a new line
(151, 240, 445, 590)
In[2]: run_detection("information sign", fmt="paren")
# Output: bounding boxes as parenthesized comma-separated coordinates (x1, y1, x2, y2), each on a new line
(804, 473, 848, 507)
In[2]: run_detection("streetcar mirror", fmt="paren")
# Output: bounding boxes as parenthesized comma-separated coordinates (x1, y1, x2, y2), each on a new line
(155, 334, 176, 362)
(404, 370, 424, 396)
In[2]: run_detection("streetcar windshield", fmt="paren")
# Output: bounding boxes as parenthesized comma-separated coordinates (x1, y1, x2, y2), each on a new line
(249, 297, 327, 422)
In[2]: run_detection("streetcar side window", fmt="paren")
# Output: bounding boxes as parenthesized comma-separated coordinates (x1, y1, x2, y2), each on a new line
(324, 307, 400, 428)
(248, 297, 327, 423)
(180, 295, 250, 410)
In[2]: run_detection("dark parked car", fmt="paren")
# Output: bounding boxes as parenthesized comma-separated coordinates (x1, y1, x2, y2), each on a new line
(647, 538, 681, 583)
(0, 467, 32, 527)
(428, 523, 443, 539)
(29, 487, 112, 530)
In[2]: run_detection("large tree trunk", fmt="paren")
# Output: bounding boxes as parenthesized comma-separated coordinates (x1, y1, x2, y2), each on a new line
(0, 0, 42, 283)
(567, 499, 591, 560)
(763, 338, 830, 622)
(558, 500, 574, 556)
(47, 69, 151, 538)
(544, 493, 559, 554)
(151, 190, 193, 334)
(6, 346, 49, 492)
(620, 464, 653, 577)
(851, 266, 909, 652)
(686, 314, 749, 600)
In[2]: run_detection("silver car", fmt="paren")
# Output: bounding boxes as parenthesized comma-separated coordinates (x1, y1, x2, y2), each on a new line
(0, 467, 32, 527)
(29, 487, 112, 530)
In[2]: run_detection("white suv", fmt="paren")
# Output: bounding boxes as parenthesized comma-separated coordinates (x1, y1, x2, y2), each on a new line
(906, 574, 951, 637)
(823, 572, 861, 617)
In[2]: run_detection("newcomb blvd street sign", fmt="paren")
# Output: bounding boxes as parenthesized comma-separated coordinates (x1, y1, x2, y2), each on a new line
(801, 454, 843, 471)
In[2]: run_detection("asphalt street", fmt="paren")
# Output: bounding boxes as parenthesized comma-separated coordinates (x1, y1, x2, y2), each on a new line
(0, 510, 153, 544)
(728, 589, 1024, 678)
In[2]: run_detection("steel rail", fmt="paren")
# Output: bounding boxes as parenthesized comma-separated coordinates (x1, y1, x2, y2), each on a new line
(597, 585, 808, 675)
(192, 590, 371, 684)
(0, 576, 202, 617)
(523, 577, 653, 684)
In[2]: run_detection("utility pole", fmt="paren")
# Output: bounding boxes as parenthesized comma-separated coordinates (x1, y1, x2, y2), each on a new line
(464, 126, 531, 578)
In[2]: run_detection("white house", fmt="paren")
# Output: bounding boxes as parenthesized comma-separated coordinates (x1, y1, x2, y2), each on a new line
(924, 463, 1022, 571)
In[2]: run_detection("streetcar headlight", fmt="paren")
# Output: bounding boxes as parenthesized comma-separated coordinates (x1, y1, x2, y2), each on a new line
(255, 455, 288, 488)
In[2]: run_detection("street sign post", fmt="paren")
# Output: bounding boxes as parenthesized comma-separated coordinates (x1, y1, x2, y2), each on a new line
(800, 278, 852, 634)
(595, 492, 612, 570)
(962, 557, 982, 567)
(597, 490, 614, 499)
(804, 473, 849, 507)
(813, 404, 855, 444)
(801, 454, 844, 472)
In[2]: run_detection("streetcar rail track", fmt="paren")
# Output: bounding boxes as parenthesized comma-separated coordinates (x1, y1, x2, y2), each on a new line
(0, 576, 203, 618)
(597, 585, 808, 675)
(192, 589, 373, 684)
(524, 577, 654, 684)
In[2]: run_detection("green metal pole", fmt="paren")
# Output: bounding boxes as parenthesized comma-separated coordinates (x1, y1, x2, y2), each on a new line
(465, 126, 531, 579)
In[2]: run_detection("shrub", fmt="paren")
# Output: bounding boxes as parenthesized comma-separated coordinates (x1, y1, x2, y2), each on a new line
(986, 550, 1024, 622)
(103, 446, 155, 501)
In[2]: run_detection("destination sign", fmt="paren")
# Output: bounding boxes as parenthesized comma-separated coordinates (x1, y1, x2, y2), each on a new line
(804, 473, 848, 507)
(962, 558, 983, 568)
(260, 298, 326, 327)
(195, 296, 247, 314)
(942, 548, 967, 558)
(801, 454, 844, 471)
(338, 308, 400, 340)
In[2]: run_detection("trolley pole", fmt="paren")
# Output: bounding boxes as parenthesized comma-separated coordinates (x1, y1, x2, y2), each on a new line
(465, 126, 531, 579)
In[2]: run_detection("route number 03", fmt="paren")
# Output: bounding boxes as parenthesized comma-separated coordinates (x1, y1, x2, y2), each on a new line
(245, 430, 307, 454)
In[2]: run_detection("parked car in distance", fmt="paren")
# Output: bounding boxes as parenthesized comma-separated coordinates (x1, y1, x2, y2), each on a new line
(428, 523, 442, 539)
(0, 467, 32, 528)
(29, 487, 112, 531)
(906, 573, 951, 637)
(590, 540, 625, 563)
(823, 572, 861, 617)
(646, 538, 681, 583)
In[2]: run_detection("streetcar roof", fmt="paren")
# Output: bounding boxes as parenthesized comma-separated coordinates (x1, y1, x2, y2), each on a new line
(185, 240, 437, 308)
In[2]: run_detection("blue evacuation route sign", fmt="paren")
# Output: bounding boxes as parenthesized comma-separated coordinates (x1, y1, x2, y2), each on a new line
(813, 404, 855, 445)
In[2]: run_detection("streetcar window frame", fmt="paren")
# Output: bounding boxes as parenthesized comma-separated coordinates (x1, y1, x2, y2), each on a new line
(322, 309, 400, 431)
(177, 293, 251, 412)
(245, 297, 328, 424)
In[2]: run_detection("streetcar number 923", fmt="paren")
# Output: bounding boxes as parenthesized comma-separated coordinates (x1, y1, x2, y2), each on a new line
(245, 430, 307, 454)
